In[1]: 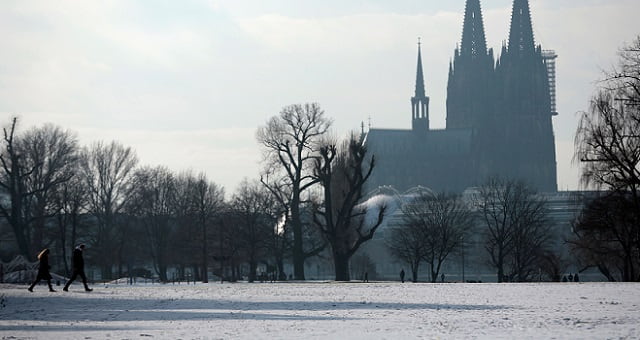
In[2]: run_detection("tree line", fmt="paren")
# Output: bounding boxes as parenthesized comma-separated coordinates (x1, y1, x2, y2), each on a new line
(0, 99, 606, 284)
(386, 177, 556, 283)
(0, 103, 387, 283)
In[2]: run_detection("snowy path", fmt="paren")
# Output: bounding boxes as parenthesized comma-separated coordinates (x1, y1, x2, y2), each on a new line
(1, 282, 639, 339)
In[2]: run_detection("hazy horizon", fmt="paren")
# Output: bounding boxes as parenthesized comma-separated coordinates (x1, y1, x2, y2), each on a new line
(1, 0, 638, 194)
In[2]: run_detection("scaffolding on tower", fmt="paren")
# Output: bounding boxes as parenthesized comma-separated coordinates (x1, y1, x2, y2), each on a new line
(542, 50, 558, 116)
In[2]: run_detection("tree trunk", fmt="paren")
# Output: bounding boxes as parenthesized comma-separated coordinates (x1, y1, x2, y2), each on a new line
(57, 214, 69, 276)
(101, 265, 111, 281)
(276, 256, 286, 281)
(32, 214, 46, 258)
(333, 252, 350, 281)
(10, 215, 31, 260)
(291, 193, 305, 280)
(201, 214, 208, 283)
(497, 249, 504, 283)
(249, 259, 257, 283)
(158, 263, 168, 282)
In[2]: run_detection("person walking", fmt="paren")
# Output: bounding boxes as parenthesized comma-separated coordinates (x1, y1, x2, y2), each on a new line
(63, 244, 92, 292)
(28, 248, 56, 292)
(400, 269, 405, 283)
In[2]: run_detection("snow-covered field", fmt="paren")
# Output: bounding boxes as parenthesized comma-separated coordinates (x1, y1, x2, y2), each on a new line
(1, 281, 639, 339)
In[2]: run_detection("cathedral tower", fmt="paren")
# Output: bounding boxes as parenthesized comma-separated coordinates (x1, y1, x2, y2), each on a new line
(446, 0, 494, 130)
(495, 0, 557, 191)
(412, 40, 430, 132)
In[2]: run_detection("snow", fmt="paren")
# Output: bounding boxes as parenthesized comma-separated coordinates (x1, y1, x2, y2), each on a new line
(1, 281, 639, 339)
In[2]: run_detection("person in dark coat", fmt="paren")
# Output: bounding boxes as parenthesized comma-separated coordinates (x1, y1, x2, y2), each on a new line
(400, 269, 405, 283)
(63, 244, 92, 292)
(28, 248, 56, 292)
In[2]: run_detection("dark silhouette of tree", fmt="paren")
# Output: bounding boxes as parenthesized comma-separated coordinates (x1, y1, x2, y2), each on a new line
(128, 166, 175, 282)
(538, 250, 569, 282)
(214, 204, 244, 282)
(474, 177, 550, 282)
(267, 201, 291, 281)
(574, 37, 640, 280)
(80, 141, 137, 280)
(571, 192, 639, 281)
(399, 192, 474, 283)
(171, 171, 199, 280)
(0, 118, 30, 258)
(257, 103, 332, 280)
(232, 179, 278, 282)
(20, 123, 79, 256)
(52, 172, 89, 276)
(313, 135, 386, 281)
(0, 118, 78, 260)
(386, 218, 426, 283)
(190, 172, 224, 283)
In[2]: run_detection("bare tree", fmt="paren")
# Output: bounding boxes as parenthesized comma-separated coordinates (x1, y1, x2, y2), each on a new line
(52, 172, 89, 276)
(475, 177, 550, 282)
(0, 118, 78, 260)
(402, 192, 474, 283)
(266, 198, 291, 281)
(574, 36, 640, 277)
(171, 171, 199, 280)
(0, 118, 31, 258)
(190, 172, 224, 283)
(20, 123, 79, 255)
(80, 141, 138, 279)
(313, 135, 386, 281)
(128, 166, 175, 282)
(257, 103, 332, 280)
(508, 192, 551, 282)
(214, 204, 244, 282)
(571, 192, 638, 281)
(386, 219, 426, 283)
(538, 250, 569, 282)
(232, 179, 278, 282)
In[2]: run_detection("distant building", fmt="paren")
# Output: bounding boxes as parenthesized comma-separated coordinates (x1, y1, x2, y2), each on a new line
(365, 0, 558, 193)
(358, 188, 599, 282)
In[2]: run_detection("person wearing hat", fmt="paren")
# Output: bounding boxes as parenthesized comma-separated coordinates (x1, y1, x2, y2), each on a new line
(63, 244, 92, 292)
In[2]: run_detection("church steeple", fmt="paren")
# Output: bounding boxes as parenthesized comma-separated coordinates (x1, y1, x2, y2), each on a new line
(507, 0, 535, 55)
(460, 0, 488, 58)
(412, 38, 429, 132)
(414, 39, 426, 98)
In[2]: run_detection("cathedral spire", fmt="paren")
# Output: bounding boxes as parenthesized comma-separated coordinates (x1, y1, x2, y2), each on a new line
(412, 38, 429, 132)
(508, 0, 535, 54)
(414, 38, 426, 97)
(460, 0, 488, 58)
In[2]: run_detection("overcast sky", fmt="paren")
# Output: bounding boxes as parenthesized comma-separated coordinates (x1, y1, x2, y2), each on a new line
(1, 0, 638, 194)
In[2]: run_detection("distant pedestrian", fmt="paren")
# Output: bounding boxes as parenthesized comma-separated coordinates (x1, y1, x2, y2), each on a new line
(63, 244, 92, 292)
(574, 273, 579, 282)
(28, 248, 56, 292)
(568, 273, 573, 282)
(400, 269, 405, 283)
(363, 272, 369, 283)
(441, 273, 445, 283)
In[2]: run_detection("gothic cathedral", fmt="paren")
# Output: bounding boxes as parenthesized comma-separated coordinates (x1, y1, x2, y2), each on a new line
(365, 0, 558, 193)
